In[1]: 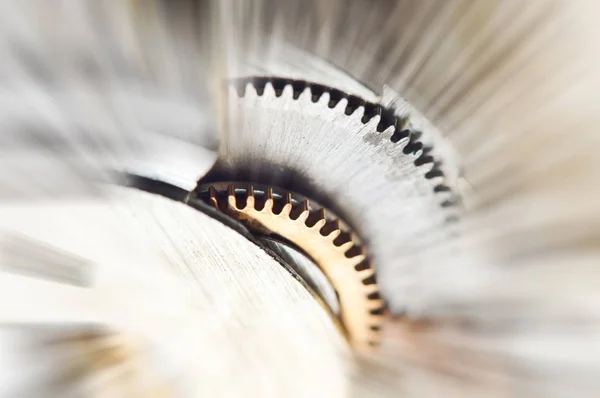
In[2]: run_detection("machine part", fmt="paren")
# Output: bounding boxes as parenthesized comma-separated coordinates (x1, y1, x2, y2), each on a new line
(259, 238, 341, 316)
(0, 185, 349, 397)
(196, 183, 384, 349)
(204, 77, 461, 312)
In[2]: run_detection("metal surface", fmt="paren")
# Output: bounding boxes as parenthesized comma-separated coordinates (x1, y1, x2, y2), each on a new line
(259, 239, 341, 316)
(209, 79, 459, 311)
(200, 183, 383, 349)
(0, 186, 350, 397)
(2, 1, 600, 397)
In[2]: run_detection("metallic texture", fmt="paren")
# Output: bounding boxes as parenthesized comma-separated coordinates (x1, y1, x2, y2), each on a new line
(259, 238, 341, 316)
(0, 185, 349, 397)
(204, 77, 461, 312)
(200, 183, 384, 349)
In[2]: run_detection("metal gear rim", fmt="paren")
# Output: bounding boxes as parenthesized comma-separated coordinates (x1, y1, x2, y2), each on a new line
(199, 183, 385, 350)
(200, 76, 462, 312)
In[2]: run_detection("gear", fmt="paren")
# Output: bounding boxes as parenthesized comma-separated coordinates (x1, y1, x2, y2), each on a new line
(200, 77, 462, 312)
(198, 183, 385, 350)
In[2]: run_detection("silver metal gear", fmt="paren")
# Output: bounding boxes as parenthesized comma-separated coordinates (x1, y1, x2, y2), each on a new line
(201, 77, 463, 312)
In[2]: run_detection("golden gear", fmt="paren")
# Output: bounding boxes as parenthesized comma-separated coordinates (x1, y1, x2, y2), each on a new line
(203, 184, 384, 350)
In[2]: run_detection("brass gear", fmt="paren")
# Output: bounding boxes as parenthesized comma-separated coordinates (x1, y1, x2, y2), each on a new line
(201, 183, 384, 350)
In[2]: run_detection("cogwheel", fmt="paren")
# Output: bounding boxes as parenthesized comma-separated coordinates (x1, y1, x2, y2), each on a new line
(198, 183, 384, 350)
(202, 77, 463, 312)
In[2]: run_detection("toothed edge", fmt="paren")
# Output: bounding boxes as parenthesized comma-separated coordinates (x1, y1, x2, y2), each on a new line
(263, 188, 274, 212)
(393, 134, 411, 147)
(368, 300, 385, 311)
(327, 229, 341, 241)
(281, 193, 292, 216)
(310, 208, 327, 229)
(208, 186, 218, 208)
(283, 192, 292, 204)
(358, 268, 374, 280)
(227, 185, 237, 210)
(364, 284, 379, 295)
(316, 91, 331, 108)
(301, 200, 310, 211)
(199, 183, 383, 349)
(338, 241, 354, 252)
(297, 212, 309, 224)
(263, 81, 276, 98)
(317, 208, 327, 219)
(280, 84, 294, 100)
(349, 106, 365, 121)
(368, 314, 384, 326)
(296, 205, 310, 223)
(263, 198, 274, 212)
(313, 219, 327, 230)
(425, 166, 446, 187)
(230, 77, 462, 221)
(245, 82, 258, 99)
(399, 137, 417, 156)
(349, 255, 367, 268)
(246, 185, 255, 209)
(333, 97, 349, 113)
(435, 186, 454, 203)
(297, 87, 313, 105)
(413, 146, 425, 159)
(381, 125, 396, 138)
(328, 219, 340, 231)
(363, 113, 381, 131)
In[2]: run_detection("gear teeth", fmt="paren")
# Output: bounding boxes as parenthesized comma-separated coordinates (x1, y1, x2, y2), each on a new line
(297, 87, 313, 105)
(263, 187, 274, 212)
(281, 84, 294, 99)
(382, 124, 396, 137)
(246, 185, 255, 209)
(208, 186, 218, 208)
(230, 77, 461, 220)
(349, 106, 365, 120)
(227, 184, 237, 209)
(363, 114, 381, 131)
(334, 97, 349, 113)
(281, 193, 293, 216)
(350, 254, 367, 268)
(311, 208, 327, 230)
(301, 200, 310, 211)
(391, 127, 410, 144)
(245, 82, 258, 99)
(368, 314, 384, 325)
(322, 219, 341, 240)
(199, 183, 382, 351)
(368, 299, 385, 311)
(358, 268, 375, 281)
(327, 229, 342, 241)
(338, 241, 354, 252)
(297, 211, 309, 224)
(263, 81, 276, 98)
(313, 218, 327, 230)
(316, 91, 330, 107)
(295, 200, 310, 223)
(364, 284, 379, 296)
